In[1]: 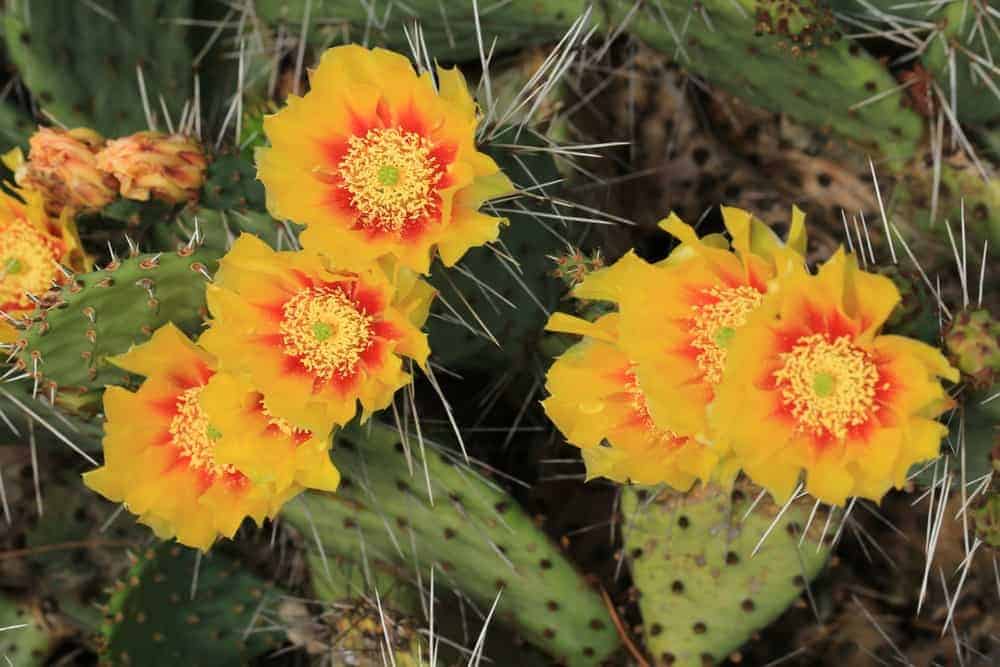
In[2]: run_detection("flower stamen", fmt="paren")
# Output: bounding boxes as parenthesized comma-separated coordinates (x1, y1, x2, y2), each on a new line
(623, 368, 684, 450)
(280, 286, 374, 380)
(689, 285, 764, 385)
(169, 387, 236, 477)
(0, 221, 61, 309)
(773, 334, 879, 439)
(337, 127, 440, 232)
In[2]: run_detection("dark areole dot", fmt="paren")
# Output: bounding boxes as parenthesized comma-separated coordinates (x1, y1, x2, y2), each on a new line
(672, 580, 685, 594)
(693, 621, 707, 634)
(678, 515, 690, 529)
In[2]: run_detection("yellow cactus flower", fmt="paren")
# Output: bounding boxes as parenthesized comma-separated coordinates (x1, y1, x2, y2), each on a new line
(5, 127, 118, 215)
(96, 131, 208, 204)
(542, 313, 718, 489)
(257, 44, 515, 274)
(576, 206, 806, 442)
(83, 325, 294, 551)
(711, 250, 958, 506)
(0, 184, 88, 341)
(200, 372, 340, 493)
(200, 234, 435, 434)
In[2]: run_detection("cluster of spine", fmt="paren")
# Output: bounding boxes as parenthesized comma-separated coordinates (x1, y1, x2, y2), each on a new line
(9, 246, 220, 409)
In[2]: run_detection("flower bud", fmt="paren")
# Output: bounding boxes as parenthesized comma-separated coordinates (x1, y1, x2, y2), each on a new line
(13, 126, 118, 215)
(96, 131, 208, 204)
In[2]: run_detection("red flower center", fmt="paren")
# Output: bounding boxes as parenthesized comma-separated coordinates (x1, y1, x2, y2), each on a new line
(337, 127, 443, 233)
(773, 333, 880, 439)
(279, 285, 375, 379)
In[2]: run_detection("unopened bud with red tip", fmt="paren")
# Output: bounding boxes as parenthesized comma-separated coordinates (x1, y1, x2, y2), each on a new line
(9, 126, 118, 215)
(96, 131, 208, 205)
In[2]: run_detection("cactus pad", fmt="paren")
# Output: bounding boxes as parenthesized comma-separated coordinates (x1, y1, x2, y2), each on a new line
(623, 483, 831, 665)
(622, 0, 924, 158)
(13, 246, 221, 400)
(427, 128, 564, 370)
(282, 422, 623, 666)
(100, 543, 276, 666)
(2, 1, 194, 135)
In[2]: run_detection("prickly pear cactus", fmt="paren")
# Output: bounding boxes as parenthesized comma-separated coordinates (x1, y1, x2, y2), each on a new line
(255, 0, 579, 62)
(0, 593, 52, 664)
(623, 484, 831, 665)
(282, 422, 623, 666)
(13, 246, 221, 401)
(99, 544, 276, 667)
(427, 127, 564, 369)
(620, 0, 925, 158)
(2, 1, 194, 135)
(201, 152, 266, 213)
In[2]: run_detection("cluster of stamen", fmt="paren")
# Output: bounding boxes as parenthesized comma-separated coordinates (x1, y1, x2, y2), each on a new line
(623, 368, 683, 449)
(0, 222, 60, 309)
(280, 286, 375, 380)
(168, 387, 236, 477)
(688, 285, 764, 385)
(260, 398, 309, 439)
(773, 333, 880, 439)
(337, 127, 439, 232)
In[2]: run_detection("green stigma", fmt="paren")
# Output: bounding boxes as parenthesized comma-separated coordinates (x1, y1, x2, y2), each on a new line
(813, 372, 835, 397)
(312, 322, 333, 341)
(3, 257, 22, 275)
(377, 165, 400, 186)
(206, 425, 222, 440)
(714, 326, 736, 348)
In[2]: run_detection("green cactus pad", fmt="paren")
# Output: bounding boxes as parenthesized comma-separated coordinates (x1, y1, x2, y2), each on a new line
(620, 0, 925, 159)
(427, 127, 564, 370)
(255, 0, 581, 63)
(201, 152, 266, 213)
(100, 543, 276, 667)
(623, 483, 831, 666)
(0, 593, 52, 665)
(147, 208, 286, 255)
(0, 102, 35, 149)
(282, 422, 622, 666)
(2, 1, 194, 135)
(13, 246, 222, 399)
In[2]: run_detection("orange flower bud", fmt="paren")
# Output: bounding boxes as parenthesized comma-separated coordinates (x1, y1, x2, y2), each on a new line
(96, 131, 208, 204)
(14, 127, 118, 215)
